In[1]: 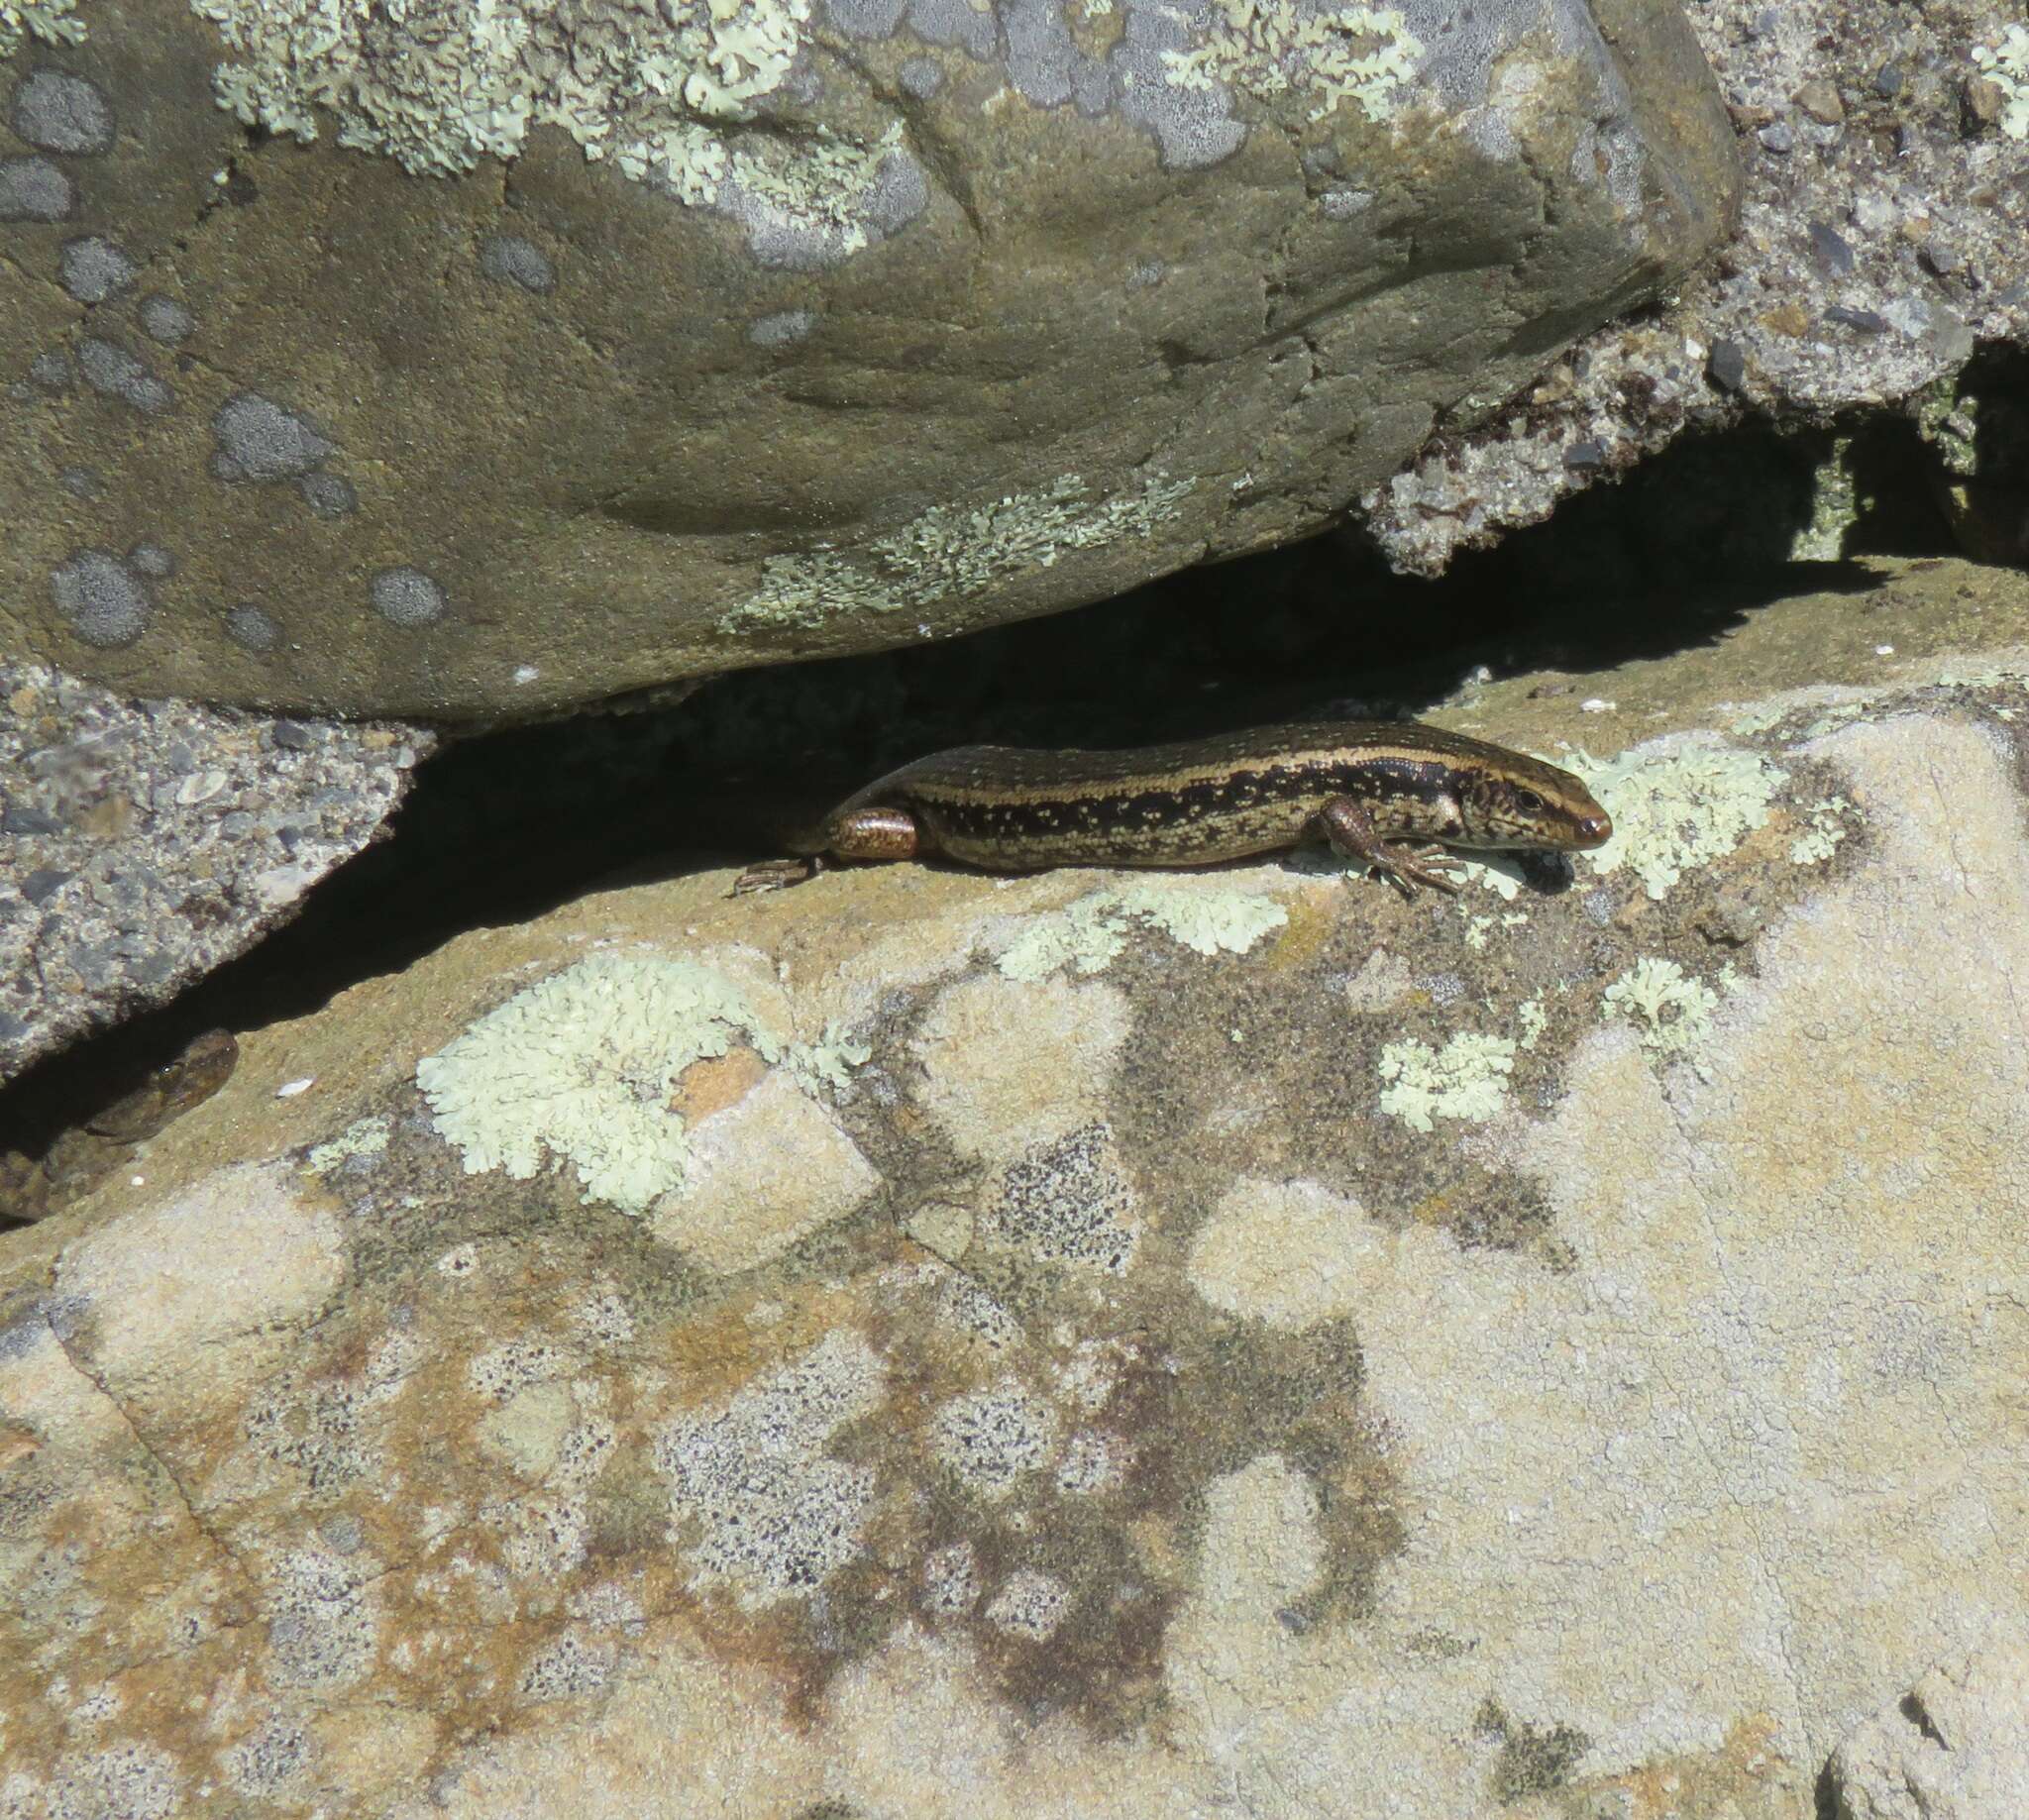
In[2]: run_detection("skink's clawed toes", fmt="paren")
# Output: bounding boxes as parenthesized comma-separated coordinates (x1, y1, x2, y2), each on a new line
(732, 858, 813, 896)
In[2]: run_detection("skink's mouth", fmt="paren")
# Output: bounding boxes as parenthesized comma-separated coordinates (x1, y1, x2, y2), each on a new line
(1573, 812, 1613, 848)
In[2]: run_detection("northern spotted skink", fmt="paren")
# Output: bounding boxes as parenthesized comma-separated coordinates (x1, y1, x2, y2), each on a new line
(735, 719, 1611, 897)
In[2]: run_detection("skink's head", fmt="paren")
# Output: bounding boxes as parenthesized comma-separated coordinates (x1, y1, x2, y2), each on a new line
(1456, 754, 1613, 851)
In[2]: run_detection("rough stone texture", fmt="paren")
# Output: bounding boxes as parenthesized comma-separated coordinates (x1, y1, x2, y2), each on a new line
(4, 557, 2027, 1815)
(1364, 0, 2029, 572)
(1916, 346, 2029, 568)
(1825, 1630, 2029, 1820)
(0, 662, 431, 1082)
(2, 2, 1735, 719)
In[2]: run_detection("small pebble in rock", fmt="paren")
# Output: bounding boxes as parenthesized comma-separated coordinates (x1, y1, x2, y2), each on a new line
(1808, 222, 1857, 275)
(1706, 340, 1748, 394)
(1792, 79, 1844, 124)
(1963, 76, 2006, 133)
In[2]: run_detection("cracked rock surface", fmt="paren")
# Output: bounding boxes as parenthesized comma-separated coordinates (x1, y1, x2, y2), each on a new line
(4, 558, 2027, 1815)
(2, 1, 1733, 718)
(0, 661, 430, 1082)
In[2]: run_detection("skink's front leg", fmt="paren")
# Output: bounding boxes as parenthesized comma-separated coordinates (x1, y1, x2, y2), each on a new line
(732, 855, 827, 895)
(732, 804, 925, 896)
(1317, 797, 1465, 899)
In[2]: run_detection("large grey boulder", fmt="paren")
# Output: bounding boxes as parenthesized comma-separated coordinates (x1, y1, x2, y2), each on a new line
(1, 1, 1736, 719)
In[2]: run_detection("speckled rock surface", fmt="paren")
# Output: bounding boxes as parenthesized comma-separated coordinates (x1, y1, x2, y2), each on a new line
(1824, 1630, 2029, 1820)
(1364, 0, 2029, 573)
(2, 557, 2026, 1815)
(2, 1, 1734, 718)
(0, 662, 430, 1083)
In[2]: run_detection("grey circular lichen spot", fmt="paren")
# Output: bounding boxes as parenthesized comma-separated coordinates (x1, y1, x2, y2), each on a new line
(127, 541, 174, 578)
(28, 350, 71, 390)
(225, 603, 281, 653)
(827, 0, 908, 33)
(1112, 7, 1247, 169)
(76, 338, 170, 412)
(479, 233, 555, 293)
(298, 472, 358, 518)
(59, 235, 138, 304)
(58, 466, 100, 497)
(51, 550, 150, 648)
(10, 70, 115, 155)
(748, 308, 813, 348)
(212, 392, 334, 481)
(908, 0, 995, 55)
(0, 156, 73, 223)
(898, 54, 944, 97)
(372, 567, 446, 628)
(137, 293, 194, 345)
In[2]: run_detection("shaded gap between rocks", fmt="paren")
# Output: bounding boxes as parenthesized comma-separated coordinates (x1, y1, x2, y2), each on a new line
(0, 414, 1957, 1183)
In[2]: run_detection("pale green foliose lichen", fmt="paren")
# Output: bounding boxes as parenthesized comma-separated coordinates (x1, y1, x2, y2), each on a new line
(1934, 663, 2029, 692)
(1788, 797, 1850, 866)
(786, 1019, 873, 1093)
(721, 472, 1194, 634)
(995, 879, 1286, 981)
(1377, 1031, 1516, 1132)
(190, 0, 843, 203)
(1601, 957, 1721, 1063)
(305, 1115, 391, 1174)
(1569, 739, 1785, 900)
(1453, 850, 1539, 902)
(1972, 24, 2029, 139)
(415, 954, 861, 1214)
(1, 0, 84, 57)
(717, 122, 905, 251)
(1162, 1, 1424, 124)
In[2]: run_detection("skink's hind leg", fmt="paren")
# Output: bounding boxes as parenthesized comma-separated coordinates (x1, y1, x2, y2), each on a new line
(730, 805, 924, 898)
(828, 806, 922, 862)
(1318, 798, 1465, 899)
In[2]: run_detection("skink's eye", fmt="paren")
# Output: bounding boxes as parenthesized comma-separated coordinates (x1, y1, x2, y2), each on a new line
(1514, 788, 1546, 813)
